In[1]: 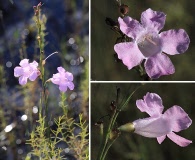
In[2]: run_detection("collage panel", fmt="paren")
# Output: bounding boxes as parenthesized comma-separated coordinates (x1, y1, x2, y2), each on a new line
(91, 0, 195, 81)
(91, 83, 194, 160)
(0, 1, 89, 160)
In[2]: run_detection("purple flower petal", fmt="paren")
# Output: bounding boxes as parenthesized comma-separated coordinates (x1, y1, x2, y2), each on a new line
(118, 17, 144, 39)
(19, 59, 29, 67)
(29, 71, 39, 81)
(51, 73, 61, 84)
(14, 67, 23, 77)
(145, 53, 175, 79)
(141, 8, 166, 32)
(59, 85, 68, 92)
(157, 135, 166, 144)
(114, 42, 144, 70)
(14, 59, 40, 85)
(65, 72, 73, 81)
(160, 29, 190, 55)
(131, 92, 192, 147)
(51, 67, 74, 92)
(163, 105, 192, 132)
(19, 76, 28, 85)
(57, 66, 66, 73)
(133, 116, 171, 138)
(67, 82, 74, 90)
(167, 132, 192, 147)
(31, 61, 39, 68)
(136, 92, 164, 117)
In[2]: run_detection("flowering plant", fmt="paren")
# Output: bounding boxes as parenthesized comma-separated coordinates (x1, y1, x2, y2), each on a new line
(10, 2, 88, 159)
(114, 8, 190, 79)
(119, 92, 192, 147)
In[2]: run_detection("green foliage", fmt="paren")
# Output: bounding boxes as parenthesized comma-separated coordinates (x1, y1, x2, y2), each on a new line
(0, 65, 6, 86)
(80, 60, 89, 116)
(27, 92, 89, 160)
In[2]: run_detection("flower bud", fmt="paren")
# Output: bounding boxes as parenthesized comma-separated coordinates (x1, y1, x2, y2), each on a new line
(35, 10, 39, 16)
(119, 4, 129, 15)
(105, 17, 118, 27)
(118, 122, 135, 132)
(37, 2, 42, 8)
(109, 129, 120, 140)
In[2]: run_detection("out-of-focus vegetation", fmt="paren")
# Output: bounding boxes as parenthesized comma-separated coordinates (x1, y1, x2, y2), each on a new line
(91, 83, 195, 160)
(91, 0, 195, 81)
(0, 0, 89, 159)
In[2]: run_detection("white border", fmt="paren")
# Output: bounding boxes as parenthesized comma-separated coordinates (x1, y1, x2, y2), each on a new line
(89, 0, 91, 159)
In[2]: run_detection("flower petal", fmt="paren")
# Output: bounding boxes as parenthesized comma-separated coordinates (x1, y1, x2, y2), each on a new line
(29, 71, 39, 81)
(59, 85, 67, 92)
(145, 53, 175, 79)
(118, 17, 144, 39)
(57, 66, 66, 73)
(31, 61, 39, 68)
(114, 42, 144, 70)
(136, 92, 164, 117)
(160, 29, 190, 55)
(19, 59, 29, 67)
(133, 116, 171, 138)
(19, 76, 28, 85)
(67, 81, 74, 90)
(51, 73, 61, 84)
(163, 105, 192, 132)
(141, 8, 166, 32)
(157, 135, 166, 144)
(167, 132, 192, 147)
(14, 67, 23, 77)
(65, 72, 73, 81)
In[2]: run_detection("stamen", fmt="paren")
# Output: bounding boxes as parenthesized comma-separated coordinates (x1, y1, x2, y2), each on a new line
(146, 36, 157, 45)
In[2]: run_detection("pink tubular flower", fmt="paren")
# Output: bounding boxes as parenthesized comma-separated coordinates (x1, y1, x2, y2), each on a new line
(14, 59, 40, 85)
(50, 67, 74, 92)
(114, 8, 190, 79)
(132, 92, 192, 147)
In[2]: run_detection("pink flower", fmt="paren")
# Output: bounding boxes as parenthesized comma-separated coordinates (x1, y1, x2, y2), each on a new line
(14, 59, 40, 85)
(114, 8, 190, 79)
(133, 92, 192, 147)
(50, 67, 74, 92)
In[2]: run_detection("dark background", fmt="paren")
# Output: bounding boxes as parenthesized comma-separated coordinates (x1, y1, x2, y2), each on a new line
(91, 83, 195, 160)
(91, 0, 195, 81)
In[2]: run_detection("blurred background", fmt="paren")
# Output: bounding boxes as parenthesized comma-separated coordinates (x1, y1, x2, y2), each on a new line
(0, 0, 88, 159)
(91, 0, 195, 81)
(91, 83, 195, 160)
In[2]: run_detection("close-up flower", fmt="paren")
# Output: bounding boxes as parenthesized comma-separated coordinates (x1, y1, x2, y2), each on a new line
(14, 59, 40, 85)
(114, 8, 190, 79)
(50, 66, 74, 92)
(119, 92, 192, 147)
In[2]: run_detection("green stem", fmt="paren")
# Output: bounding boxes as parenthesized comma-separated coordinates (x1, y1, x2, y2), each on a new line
(97, 85, 142, 160)
(101, 137, 118, 160)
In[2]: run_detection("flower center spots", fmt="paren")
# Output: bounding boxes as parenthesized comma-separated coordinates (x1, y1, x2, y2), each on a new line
(137, 33, 161, 57)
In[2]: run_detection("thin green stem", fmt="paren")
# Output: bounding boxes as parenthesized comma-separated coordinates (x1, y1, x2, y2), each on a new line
(96, 109, 116, 160)
(97, 85, 142, 160)
(101, 136, 118, 160)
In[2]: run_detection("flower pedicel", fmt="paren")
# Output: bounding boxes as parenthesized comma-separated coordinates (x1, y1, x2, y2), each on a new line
(119, 92, 192, 147)
(114, 8, 190, 79)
